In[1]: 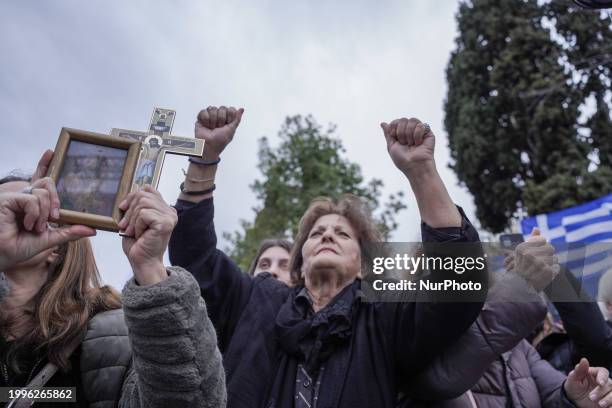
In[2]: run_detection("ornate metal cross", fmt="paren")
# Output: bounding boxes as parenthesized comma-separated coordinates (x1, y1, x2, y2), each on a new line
(111, 107, 204, 191)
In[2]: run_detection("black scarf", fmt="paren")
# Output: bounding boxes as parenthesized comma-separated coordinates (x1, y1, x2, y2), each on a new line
(275, 280, 360, 375)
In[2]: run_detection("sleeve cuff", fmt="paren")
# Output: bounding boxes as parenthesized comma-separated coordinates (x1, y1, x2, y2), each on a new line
(123, 266, 199, 308)
(122, 266, 203, 336)
(490, 271, 542, 302)
(421, 205, 477, 242)
(175, 197, 212, 213)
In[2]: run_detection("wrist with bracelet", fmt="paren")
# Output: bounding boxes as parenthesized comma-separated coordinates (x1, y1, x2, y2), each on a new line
(180, 153, 219, 197)
(181, 168, 215, 184)
(188, 156, 220, 166)
(180, 182, 216, 196)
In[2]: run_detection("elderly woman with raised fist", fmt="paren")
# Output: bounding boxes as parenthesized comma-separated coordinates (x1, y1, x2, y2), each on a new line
(170, 109, 487, 408)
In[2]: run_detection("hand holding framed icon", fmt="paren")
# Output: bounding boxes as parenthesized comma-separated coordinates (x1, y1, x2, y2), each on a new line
(46, 128, 140, 232)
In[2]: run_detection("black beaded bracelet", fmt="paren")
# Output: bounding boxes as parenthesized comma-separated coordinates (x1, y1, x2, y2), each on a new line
(180, 182, 216, 196)
(189, 156, 221, 166)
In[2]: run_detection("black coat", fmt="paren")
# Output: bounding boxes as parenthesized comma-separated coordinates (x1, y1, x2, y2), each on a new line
(538, 269, 612, 374)
(169, 198, 485, 408)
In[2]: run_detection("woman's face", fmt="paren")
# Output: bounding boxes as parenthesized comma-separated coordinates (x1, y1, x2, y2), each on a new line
(301, 213, 361, 284)
(253, 246, 291, 286)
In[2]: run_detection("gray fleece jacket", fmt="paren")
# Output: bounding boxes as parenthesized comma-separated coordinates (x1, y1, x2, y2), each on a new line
(0, 267, 226, 408)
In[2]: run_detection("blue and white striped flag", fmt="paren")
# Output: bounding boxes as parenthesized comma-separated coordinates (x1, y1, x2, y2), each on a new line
(521, 193, 612, 297)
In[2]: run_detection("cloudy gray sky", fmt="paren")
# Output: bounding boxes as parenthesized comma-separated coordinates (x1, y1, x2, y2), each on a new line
(0, 0, 479, 289)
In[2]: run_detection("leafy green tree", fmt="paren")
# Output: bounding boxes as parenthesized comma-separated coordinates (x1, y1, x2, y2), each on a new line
(224, 115, 405, 270)
(445, 0, 612, 232)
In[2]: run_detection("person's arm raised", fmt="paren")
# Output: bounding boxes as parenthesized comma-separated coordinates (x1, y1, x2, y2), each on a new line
(169, 106, 252, 351)
(378, 117, 485, 378)
(380, 118, 461, 228)
(117, 186, 226, 407)
(179, 106, 244, 203)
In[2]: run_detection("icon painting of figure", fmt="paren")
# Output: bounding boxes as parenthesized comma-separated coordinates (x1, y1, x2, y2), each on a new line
(133, 135, 162, 186)
(56, 140, 127, 217)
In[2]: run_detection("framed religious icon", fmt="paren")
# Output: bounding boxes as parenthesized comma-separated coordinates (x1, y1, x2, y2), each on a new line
(46, 128, 140, 231)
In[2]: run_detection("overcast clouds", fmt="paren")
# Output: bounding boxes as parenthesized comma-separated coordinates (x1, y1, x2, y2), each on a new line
(0, 0, 478, 289)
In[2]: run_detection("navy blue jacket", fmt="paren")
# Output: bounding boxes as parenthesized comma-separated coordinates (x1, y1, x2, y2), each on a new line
(169, 198, 485, 408)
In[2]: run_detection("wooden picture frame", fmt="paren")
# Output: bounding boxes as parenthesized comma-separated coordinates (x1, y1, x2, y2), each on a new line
(46, 128, 140, 232)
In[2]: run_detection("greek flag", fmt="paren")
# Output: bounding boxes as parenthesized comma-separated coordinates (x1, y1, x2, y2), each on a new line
(521, 193, 612, 297)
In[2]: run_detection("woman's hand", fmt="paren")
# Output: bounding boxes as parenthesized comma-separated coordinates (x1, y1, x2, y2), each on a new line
(0, 187, 95, 270)
(565, 358, 612, 407)
(31, 148, 61, 225)
(380, 117, 461, 228)
(381, 117, 435, 177)
(504, 228, 560, 291)
(118, 186, 177, 286)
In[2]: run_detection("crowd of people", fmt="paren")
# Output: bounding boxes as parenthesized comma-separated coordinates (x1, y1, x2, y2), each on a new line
(1, 106, 611, 407)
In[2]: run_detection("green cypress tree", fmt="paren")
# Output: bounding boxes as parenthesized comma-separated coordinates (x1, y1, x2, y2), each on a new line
(445, 0, 612, 232)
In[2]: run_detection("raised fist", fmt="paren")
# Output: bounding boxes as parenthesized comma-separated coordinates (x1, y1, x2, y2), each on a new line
(381, 117, 435, 175)
(195, 105, 244, 159)
(504, 228, 560, 292)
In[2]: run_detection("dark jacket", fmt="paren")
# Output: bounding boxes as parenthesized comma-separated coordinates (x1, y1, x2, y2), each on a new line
(538, 269, 612, 374)
(402, 274, 576, 408)
(404, 272, 549, 403)
(169, 198, 486, 408)
(0, 267, 226, 408)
